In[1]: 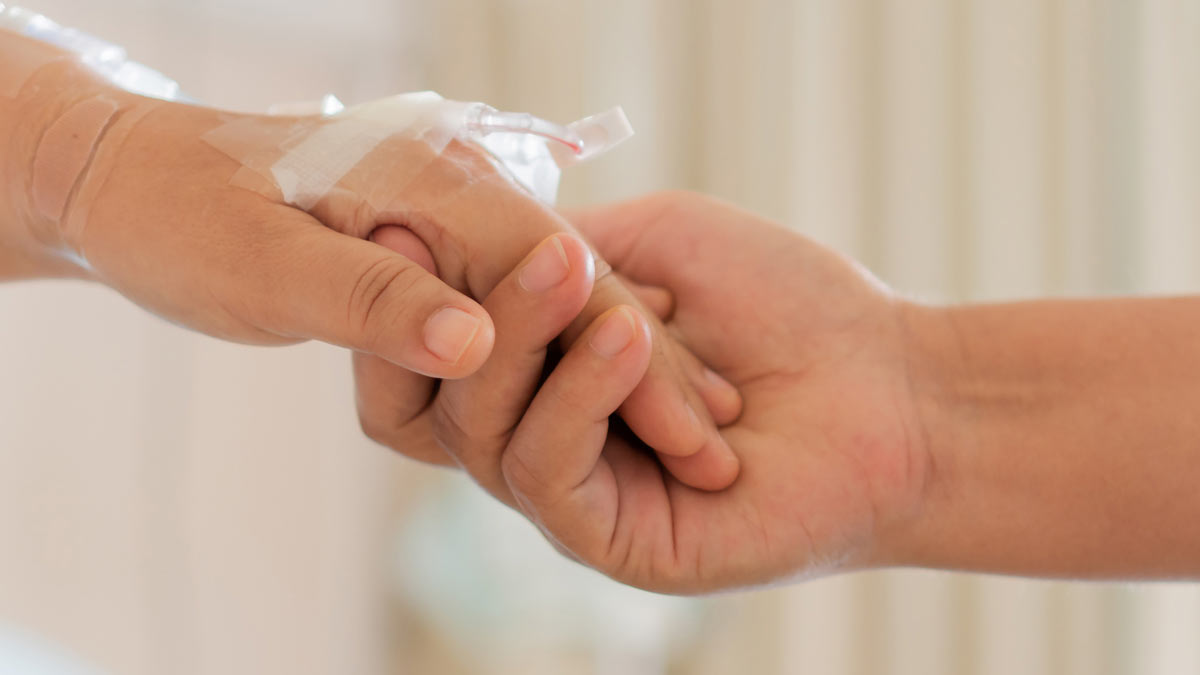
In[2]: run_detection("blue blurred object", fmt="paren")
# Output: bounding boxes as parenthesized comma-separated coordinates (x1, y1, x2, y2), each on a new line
(0, 626, 105, 675)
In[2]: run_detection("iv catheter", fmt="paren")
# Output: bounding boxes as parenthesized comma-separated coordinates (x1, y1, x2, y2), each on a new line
(464, 104, 634, 166)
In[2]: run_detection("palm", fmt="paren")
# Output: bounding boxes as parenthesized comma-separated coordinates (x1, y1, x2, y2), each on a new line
(570, 194, 928, 593)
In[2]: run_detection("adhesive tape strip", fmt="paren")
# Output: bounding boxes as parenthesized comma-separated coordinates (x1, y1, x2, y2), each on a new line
(550, 107, 634, 168)
(272, 93, 466, 210)
(54, 101, 159, 267)
(203, 91, 633, 213)
(31, 94, 119, 223)
(202, 92, 469, 211)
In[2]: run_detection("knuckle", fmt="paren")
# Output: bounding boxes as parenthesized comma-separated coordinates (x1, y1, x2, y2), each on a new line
(500, 447, 553, 500)
(607, 543, 641, 586)
(346, 257, 422, 344)
(541, 384, 590, 422)
(357, 402, 418, 453)
(359, 405, 449, 464)
(430, 401, 471, 457)
(357, 399, 415, 449)
(432, 398, 509, 478)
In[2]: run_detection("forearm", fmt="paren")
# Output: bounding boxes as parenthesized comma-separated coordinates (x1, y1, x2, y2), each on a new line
(0, 30, 111, 281)
(901, 297, 1200, 578)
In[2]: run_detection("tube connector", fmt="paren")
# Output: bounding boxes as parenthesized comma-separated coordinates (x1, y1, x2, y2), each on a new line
(464, 104, 634, 167)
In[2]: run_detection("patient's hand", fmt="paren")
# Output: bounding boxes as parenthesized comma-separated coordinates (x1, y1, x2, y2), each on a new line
(12, 59, 740, 490)
(438, 191, 933, 593)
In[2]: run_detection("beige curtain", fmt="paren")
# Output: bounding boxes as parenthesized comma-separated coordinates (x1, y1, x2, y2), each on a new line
(427, 4, 1200, 671)
(1, 1, 1198, 673)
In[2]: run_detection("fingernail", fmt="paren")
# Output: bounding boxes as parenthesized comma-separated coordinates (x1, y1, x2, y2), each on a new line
(590, 307, 637, 358)
(519, 236, 570, 292)
(424, 307, 482, 363)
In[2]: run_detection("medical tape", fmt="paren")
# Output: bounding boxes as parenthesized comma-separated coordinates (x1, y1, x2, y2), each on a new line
(13, 62, 162, 263)
(53, 101, 159, 265)
(30, 94, 118, 223)
(548, 107, 634, 168)
(6, 3, 636, 272)
(202, 91, 634, 212)
(202, 93, 475, 216)
(296, 93, 458, 210)
(2, 5, 181, 266)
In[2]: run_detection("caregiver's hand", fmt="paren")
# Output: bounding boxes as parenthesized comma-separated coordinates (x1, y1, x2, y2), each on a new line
(494, 191, 936, 594)
(0, 35, 740, 490)
(560, 193, 1200, 587)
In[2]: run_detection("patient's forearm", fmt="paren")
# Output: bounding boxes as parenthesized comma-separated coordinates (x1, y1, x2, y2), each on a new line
(0, 30, 102, 280)
(900, 298, 1200, 578)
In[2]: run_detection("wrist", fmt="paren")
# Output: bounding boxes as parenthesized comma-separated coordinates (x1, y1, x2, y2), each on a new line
(875, 300, 976, 569)
(887, 298, 1200, 578)
(1, 55, 131, 280)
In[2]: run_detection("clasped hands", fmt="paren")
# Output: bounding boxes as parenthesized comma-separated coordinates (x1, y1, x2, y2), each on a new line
(9, 66, 933, 594)
(364, 191, 934, 594)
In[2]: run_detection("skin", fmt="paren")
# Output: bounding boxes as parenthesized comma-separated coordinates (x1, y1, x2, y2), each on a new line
(0, 32, 739, 490)
(424, 191, 930, 593)
(9, 36, 1198, 596)
(427, 190, 1200, 594)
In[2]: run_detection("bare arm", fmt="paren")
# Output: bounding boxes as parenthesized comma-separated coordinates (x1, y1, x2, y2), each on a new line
(902, 298, 1200, 578)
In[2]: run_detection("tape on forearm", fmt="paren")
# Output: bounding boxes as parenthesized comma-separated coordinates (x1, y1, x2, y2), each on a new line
(52, 101, 158, 265)
(2, 56, 162, 264)
(30, 95, 117, 223)
(2, 5, 181, 266)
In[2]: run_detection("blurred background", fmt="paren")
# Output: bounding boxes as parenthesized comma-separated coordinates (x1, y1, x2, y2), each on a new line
(2, 0, 1199, 673)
